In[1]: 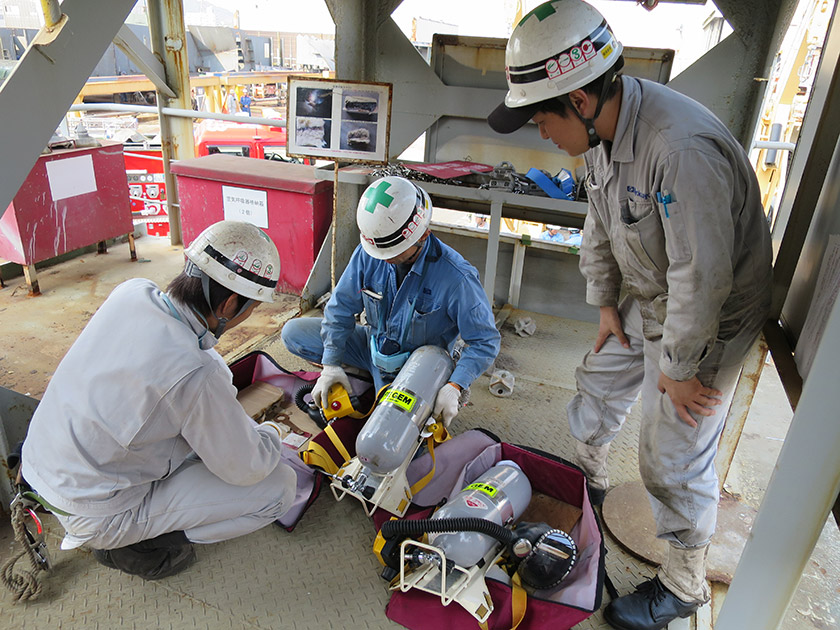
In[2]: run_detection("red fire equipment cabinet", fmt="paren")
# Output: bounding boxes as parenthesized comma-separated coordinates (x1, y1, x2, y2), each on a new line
(124, 148, 170, 238)
(171, 154, 333, 294)
(0, 143, 136, 295)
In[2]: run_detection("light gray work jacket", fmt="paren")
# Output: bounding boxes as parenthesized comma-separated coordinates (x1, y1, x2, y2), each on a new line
(22, 278, 287, 517)
(580, 76, 772, 381)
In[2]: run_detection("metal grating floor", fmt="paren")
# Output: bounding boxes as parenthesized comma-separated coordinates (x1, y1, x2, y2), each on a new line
(0, 306, 651, 629)
(2, 236, 837, 628)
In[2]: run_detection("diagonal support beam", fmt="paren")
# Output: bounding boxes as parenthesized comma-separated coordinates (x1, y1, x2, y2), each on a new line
(113, 24, 176, 99)
(0, 0, 139, 221)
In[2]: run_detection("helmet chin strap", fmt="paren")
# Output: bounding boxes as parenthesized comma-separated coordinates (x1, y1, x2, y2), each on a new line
(196, 272, 254, 339)
(563, 61, 624, 149)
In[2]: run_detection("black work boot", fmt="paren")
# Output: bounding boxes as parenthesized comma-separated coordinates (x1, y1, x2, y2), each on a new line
(587, 484, 606, 507)
(92, 531, 196, 580)
(603, 576, 699, 630)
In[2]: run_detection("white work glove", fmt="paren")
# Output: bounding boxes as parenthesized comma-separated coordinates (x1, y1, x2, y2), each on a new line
(433, 382, 462, 428)
(312, 365, 352, 408)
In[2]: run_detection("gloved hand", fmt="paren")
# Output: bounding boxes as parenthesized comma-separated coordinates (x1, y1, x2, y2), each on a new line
(312, 365, 352, 408)
(433, 382, 462, 428)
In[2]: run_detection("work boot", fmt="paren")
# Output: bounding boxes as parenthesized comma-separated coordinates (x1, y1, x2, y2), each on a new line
(92, 531, 196, 580)
(603, 544, 709, 630)
(659, 543, 710, 604)
(603, 576, 699, 630)
(573, 440, 610, 507)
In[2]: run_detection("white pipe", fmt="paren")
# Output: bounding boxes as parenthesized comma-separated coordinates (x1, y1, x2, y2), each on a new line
(124, 152, 167, 162)
(68, 103, 286, 128)
(752, 140, 797, 151)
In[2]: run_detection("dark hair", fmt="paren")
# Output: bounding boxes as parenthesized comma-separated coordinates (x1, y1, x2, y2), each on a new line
(166, 272, 245, 317)
(536, 57, 624, 118)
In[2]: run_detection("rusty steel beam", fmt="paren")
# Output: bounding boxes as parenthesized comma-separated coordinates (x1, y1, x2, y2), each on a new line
(146, 0, 194, 246)
(715, 334, 770, 489)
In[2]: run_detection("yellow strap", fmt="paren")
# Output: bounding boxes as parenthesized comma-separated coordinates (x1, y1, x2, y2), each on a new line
(300, 441, 340, 475)
(408, 423, 451, 496)
(511, 573, 527, 630)
(430, 421, 451, 444)
(325, 422, 352, 464)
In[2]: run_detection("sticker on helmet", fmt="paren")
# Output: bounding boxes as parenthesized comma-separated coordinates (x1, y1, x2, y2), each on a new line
(518, 2, 558, 26)
(249, 259, 262, 274)
(546, 38, 597, 80)
(400, 204, 426, 242)
(361, 180, 395, 214)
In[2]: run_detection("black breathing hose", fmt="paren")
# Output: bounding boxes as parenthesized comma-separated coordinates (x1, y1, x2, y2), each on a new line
(294, 384, 315, 412)
(381, 517, 515, 547)
(294, 384, 326, 428)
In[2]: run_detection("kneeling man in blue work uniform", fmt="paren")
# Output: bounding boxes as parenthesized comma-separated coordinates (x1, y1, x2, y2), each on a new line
(282, 176, 500, 427)
(20, 221, 298, 580)
(489, 2, 772, 629)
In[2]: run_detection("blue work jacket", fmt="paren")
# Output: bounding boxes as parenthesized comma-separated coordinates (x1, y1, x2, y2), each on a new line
(321, 234, 500, 389)
(540, 230, 565, 242)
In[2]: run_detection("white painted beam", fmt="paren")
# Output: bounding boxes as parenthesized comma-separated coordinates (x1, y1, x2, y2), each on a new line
(113, 24, 176, 99)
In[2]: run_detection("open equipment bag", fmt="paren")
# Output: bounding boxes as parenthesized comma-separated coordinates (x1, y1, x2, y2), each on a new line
(228, 351, 325, 531)
(374, 429, 607, 630)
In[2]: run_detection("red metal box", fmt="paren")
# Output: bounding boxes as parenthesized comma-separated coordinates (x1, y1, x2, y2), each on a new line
(171, 154, 332, 294)
(0, 143, 133, 265)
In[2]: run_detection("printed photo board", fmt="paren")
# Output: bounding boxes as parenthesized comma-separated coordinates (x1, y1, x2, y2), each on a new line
(286, 77, 392, 164)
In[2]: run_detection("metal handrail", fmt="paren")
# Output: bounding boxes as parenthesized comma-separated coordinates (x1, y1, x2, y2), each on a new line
(68, 103, 286, 128)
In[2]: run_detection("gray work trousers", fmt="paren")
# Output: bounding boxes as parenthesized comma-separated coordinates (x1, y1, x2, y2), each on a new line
(567, 297, 758, 548)
(54, 456, 296, 551)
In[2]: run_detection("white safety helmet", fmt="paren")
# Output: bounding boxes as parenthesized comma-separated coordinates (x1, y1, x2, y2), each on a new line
(546, 224, 561, 231)
(488, 0, 623, 134)
(356, 176, 433, 260)
(185, 220, 280, 302)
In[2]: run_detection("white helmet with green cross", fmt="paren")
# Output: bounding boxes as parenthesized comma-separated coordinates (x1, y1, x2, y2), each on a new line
(356, 176, 433, 260)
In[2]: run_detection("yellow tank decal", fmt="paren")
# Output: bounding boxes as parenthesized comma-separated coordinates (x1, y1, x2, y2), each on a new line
(383, 388, 416, 412)
(465, 481, 498, 497)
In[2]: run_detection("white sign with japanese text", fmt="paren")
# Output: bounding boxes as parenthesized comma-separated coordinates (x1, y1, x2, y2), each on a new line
(222, 185, 268, 228)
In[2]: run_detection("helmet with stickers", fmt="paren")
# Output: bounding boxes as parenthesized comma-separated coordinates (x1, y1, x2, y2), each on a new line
(356, 176, 433, 260)
(185, 220, 280, 303)
(488, 0, 623, 134)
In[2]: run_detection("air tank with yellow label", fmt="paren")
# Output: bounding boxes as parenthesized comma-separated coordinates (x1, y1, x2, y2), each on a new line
(355, 345, 454, 475)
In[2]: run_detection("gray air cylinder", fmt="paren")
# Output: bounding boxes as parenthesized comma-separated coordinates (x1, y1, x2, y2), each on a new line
(355, 345, 454, 475)
(429, 460, 532, 568)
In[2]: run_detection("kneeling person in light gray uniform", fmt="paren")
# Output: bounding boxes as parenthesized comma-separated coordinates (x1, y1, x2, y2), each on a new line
(21, 221, 297, 580)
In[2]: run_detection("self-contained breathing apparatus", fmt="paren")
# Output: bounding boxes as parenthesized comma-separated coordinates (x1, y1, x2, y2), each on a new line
(325, 345, 454, 517)
(373, 461, 578, 624)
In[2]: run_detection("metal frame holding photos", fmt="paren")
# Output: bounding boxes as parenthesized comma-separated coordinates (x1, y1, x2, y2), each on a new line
(286, 77, 392, 164)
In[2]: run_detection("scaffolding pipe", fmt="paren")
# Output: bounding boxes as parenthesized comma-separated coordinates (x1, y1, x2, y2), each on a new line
(40, 0, 61, 29)
(752, 140, 797, 151)
(68, 103, 287, 128)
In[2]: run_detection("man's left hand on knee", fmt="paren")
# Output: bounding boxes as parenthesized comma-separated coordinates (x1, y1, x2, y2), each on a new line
(657, 373, 722, 428)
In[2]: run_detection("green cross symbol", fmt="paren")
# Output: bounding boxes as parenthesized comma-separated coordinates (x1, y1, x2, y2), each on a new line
(362, 180, 395, 214)
(518, 2, 557, 26)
